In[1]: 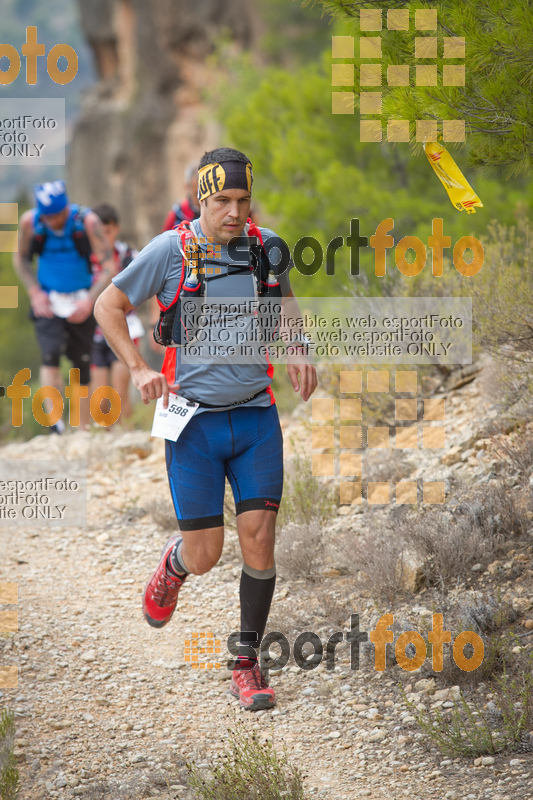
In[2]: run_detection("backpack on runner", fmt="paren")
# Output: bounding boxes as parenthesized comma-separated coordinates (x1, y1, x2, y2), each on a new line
(153, 219, 282, 348)
(30, 205, 92, 270)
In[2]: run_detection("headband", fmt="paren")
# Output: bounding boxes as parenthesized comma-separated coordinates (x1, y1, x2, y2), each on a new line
(197, 160, 253, 202)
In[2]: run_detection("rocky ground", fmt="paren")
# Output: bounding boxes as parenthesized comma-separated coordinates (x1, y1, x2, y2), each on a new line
(1, 360, 533, 799)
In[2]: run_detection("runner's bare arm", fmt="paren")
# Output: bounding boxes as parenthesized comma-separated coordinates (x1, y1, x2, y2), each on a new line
(95, 284, 179, 407)
(281, 288, 318, 402)
(13, 211, 53, 318)
(84, 212, 116, 301)
(66, 212, 116, 323)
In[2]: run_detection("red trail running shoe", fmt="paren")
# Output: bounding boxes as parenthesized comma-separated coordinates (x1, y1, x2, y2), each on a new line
(142, 536, 186, 628)
(231, 660, 276, 710)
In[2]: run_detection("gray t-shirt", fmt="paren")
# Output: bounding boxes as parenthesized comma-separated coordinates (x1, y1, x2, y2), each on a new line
(114, 219, 292, 410)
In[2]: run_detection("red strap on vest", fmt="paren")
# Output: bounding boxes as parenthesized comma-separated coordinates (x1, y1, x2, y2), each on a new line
(156, 219, 263, 312)
(156, 221, 196, 311)
(159, 219, 274, 401)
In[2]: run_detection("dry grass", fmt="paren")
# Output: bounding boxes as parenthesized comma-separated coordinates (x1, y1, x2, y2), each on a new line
(276, 520, 325, 582)
(146, 498, 178, 531)
(342, 525, 407, 607)
(438, 594, 520, 687)
(493, 431, 533, 481)
(399, 481, 530, 590)
(276, 453, 336, 581)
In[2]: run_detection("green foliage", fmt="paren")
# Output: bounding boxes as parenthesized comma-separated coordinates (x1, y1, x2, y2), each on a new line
(258, 0, 333, 63)
(311, 0, 533, 173)
(407, 661, 533, 758)
(0, 246, 44, 440)
(469, 214, 533, 414)
(278, 450, 336, 529)
(0, 709, 19, 800)
(211, 38, 530, 300)
(0, 252, 40, 376)
(187, 727, 306, 800)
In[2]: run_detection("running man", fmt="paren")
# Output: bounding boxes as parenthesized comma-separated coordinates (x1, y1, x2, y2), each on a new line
(14, 181, 116, 431)
(90, 203, 143, 421)
(95, 148, 317, 709)
(161, 161, 200, 231)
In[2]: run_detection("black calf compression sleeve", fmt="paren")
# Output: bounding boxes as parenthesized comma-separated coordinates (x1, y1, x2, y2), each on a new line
(238, 563, 276, 660)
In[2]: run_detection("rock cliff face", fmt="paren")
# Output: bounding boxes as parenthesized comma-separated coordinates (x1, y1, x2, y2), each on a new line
(70, 0, 258, 245)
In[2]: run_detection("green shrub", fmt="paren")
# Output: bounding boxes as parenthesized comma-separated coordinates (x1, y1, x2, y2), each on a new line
(278, 451, 336, 530)
(0, 709, 19, 800)
(408, 659, 533, 758)
(187, 727, 306, 800)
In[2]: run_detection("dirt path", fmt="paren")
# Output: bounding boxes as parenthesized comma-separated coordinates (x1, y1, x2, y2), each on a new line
(1, 396, 532, 799)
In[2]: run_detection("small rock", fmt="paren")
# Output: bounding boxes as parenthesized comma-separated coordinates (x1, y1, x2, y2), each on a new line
(81, 651, 97, 663)
(471, 563, 482, 572)
(414, 678, 436, 694)
(400, 550, 427, 593)
(112, 431, 152, 459)
(482, 756, 495, 766)
(509, 758, 522, 766)
(523, 619, 533, 631)
(442, 701, 455, 708)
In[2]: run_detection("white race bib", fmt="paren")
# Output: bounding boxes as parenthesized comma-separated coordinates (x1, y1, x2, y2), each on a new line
(48, 289, 89, 318)
(151, 392, 198, 442)
(126, 312, 145, 340)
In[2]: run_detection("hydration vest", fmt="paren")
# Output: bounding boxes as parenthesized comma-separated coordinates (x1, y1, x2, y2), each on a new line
(171, 199, 197, 226)
(153, 219, 282, 347)
(30, 205, 92, 270)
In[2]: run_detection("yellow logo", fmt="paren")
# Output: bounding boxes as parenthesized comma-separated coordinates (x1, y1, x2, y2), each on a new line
(198, 163, 226, 201)
(246, 162, 253, 191)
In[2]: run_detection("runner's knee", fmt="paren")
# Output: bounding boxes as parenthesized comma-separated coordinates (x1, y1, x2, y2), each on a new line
(180, 532, 223, 575)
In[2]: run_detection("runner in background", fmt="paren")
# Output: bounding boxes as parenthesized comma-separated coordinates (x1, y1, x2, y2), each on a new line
(90, 204, 144, 422)
(161, 162, 200, 231)
(150, 163, 201, 358)
(14, 181, 115, 432)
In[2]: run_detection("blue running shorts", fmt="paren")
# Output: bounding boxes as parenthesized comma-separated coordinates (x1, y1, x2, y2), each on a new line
(165, 404, 283, 531)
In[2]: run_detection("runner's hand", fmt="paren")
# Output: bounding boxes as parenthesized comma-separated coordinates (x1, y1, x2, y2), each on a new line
(30, 287, 54, 319)
(131, 366, 180, 407)
(68, 297, 95, 324)
(287, 355, 317, 402)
